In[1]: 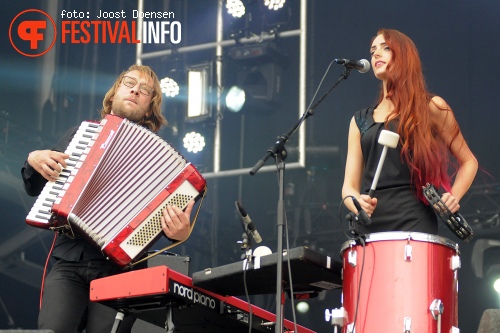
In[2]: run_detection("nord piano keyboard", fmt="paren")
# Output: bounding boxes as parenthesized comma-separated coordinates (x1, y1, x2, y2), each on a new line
(192, 246, 342, 296)
(90, 266, 316, 333)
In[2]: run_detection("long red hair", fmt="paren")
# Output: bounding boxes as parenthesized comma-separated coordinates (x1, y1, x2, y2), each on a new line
(375, 29, 458, 199)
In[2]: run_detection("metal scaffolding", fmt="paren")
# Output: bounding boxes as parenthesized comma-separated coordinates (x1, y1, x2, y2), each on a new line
(135, 0, 308, 179)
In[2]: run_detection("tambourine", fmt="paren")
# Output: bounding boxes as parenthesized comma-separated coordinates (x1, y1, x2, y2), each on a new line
(423, 183, 473, 242)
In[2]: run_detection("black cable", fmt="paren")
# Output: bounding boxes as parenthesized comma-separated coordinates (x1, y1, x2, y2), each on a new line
(338, 196, 367, 331)
(284, 212, 299, 333)
(350, 237, 366, 333)
(242, 258, 253, 333)
(338, 196, 357, 240)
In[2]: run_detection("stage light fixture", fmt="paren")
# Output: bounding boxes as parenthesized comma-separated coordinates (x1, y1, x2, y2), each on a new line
(486, 263, 500, 294)
(187, 63, 212, 121)
(262, 1, 291, 32)
(226, 0, 246, 18)
(225, 0, 264, 39)
(225, 0, 290, 39)
(160, 77, 180, 98)
(226, 42, 286, 113)
(264, 0, 286, 10)
(225, 85, 246, 112)
(494, 278, 500, 293)
(183, 131, 206, 153)
(296, 301, 310, 314)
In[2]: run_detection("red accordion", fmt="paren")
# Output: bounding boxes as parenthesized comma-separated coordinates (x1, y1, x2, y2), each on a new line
(26, 115, 207, 266)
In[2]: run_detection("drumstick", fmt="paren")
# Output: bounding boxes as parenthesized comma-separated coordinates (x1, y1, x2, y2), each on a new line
(368, 130, 400, 197)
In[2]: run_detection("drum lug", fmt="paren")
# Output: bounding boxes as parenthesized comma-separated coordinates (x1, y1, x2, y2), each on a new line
(346, 322, 355, 333)
(451, 326, 460, 333)
(403, 316, 411, 332)
(429, 299, 444, 320)
(451, 255, 461, 271)
(404, 243, 413, 261)
(430, 299, 444, 333)
(324, 307, 347, 327)
(348, 249, 357, 267)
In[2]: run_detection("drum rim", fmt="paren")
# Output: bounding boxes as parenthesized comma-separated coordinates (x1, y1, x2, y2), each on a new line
(340, 231, 459, 254)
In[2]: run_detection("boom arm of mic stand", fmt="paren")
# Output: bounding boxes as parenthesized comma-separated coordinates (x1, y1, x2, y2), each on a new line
(250, 134, 289, 175)
(308, 67, 352, 116)
(249, 67, 352, 176)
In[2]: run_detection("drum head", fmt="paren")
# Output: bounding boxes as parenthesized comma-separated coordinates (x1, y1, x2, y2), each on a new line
(340, 231, 458, 255)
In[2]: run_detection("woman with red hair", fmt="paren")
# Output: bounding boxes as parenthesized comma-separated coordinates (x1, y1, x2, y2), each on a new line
(342, 29, 478, 234)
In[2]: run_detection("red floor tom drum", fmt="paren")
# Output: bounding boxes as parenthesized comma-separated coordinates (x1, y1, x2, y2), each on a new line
(340, 231, 460, 333)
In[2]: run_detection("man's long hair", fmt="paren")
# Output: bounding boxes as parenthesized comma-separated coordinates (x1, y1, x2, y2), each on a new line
(374, 29, 459, 198)
(101, 64, 166, 132)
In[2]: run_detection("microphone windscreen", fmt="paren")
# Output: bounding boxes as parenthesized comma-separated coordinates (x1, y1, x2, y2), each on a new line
(359, 59, 371, 73)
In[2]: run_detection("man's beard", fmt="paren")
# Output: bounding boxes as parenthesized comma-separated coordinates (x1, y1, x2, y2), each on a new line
(111, 100, 144, 123)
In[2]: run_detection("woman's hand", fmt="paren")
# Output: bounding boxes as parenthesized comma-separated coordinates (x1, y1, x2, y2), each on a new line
(359, 194, 378, 216)
(441, 192, 460, 213)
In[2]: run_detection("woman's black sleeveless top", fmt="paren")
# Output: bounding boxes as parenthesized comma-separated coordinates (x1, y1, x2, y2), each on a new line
(354, 107, 437, 235)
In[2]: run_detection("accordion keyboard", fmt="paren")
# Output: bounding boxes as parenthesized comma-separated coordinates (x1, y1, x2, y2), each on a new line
(25, 121, 101, 231)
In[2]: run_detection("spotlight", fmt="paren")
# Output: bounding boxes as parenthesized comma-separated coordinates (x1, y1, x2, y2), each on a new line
(183, 131, 206, 153)
(486, 263, 500, 294)
(226, 0, 246, 18)
(296, 301, 309, 314)
(225, 86, 246, 112)
(262, 0, 291, 32)
(494, 278, 500, 293)
(226, 42, 286, 113)
(225, 0, 263, 39)
(187, 63, 212, 121)
(160, 77, 180, 98)
(264, 0, 286, 11)
(225, 0, 290, 39)
(226, 61, 282, 113)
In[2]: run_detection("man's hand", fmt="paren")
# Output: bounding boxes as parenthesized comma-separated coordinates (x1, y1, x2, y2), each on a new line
(160, 200, 195, 241)
(28, 150, 69, 182)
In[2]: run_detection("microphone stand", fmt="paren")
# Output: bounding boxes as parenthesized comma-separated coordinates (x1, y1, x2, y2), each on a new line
(249, 67, 353, 333)
(0, 295, 16, 329)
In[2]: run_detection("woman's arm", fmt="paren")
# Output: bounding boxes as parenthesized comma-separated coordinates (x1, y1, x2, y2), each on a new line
(430, 96, 478, 211)
(342, 116, 377, 215)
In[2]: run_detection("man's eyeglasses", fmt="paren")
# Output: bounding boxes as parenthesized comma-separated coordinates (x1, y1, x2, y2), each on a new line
(121, 76, 154, 96)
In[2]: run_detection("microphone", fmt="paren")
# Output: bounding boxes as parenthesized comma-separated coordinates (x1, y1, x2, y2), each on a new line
(334, 58, 371, 73)
(351, 197, 372, 226)
(235, 201, 262, 243)
(368, 130, 400, 197)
